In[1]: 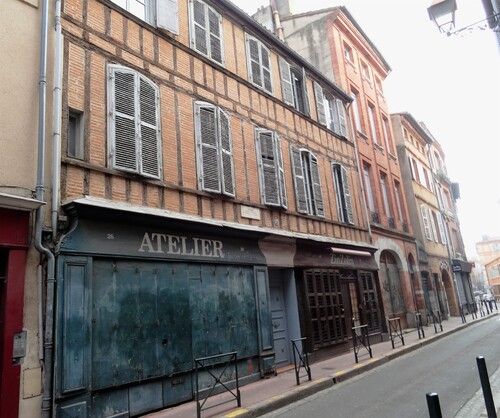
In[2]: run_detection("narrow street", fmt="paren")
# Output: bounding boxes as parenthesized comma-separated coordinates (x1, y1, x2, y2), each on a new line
(262, 316, 500, 418)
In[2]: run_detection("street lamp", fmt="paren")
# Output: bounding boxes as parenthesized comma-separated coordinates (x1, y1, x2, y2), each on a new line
(428, 0, 500, 36)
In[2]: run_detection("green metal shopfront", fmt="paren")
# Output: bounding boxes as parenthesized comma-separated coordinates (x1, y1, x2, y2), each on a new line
(54, 208, 273, 417)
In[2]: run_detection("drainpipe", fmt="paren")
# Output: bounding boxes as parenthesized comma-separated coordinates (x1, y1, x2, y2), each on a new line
(34, 0, 57, 417)
(345, 102, 372, 240)
(270, 0, 285, 41)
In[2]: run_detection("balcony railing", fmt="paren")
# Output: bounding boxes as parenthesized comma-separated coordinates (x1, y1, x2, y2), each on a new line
(388, 217, 395, 229)
(371, 211, 380, 224)
(402, 222, 409, 233)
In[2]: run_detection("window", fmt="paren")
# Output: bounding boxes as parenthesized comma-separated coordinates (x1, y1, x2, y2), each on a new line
(375, 77, 383, 95)
(367, 103, 379, 145)
(429, 210, 439, 243)
(279, 58, 309, 115)
(394, 181, 404, 222)
(110, 0, 178, 33)
(361, 61, 371, 81)
(255, 129, 287, 208)
(189, 0, 223, 64)
(380, 173, 392, 218)
(194, 102, 235, 196)
(107, 65, 162, 178)
(408, 157, 416, 180)
(68, 110, 84, 160)
(313, 82, 347, 137)
(332, 163, 354, 224)
(290, 147, 324, 216)
(437, 212, 447, 245)
(420, 204, 432, 240)
(245, 34, 273, 94)
(351, 89, 362, 133)
(382, 117, 394, 154)
(363, 164, 375, 212)
(344, 42, 354, 64)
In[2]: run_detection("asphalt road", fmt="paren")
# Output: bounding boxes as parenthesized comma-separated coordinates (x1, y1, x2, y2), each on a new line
(262, 316, 500, 418)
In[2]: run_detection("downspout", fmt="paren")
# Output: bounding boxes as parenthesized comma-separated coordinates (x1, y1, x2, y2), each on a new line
(345, 102, 372, 240)
(270, 0, 285, 41)
(34, 0, 56, 417)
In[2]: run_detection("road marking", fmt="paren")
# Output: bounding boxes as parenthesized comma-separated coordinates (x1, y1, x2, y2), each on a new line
(225, 409, 249, 417)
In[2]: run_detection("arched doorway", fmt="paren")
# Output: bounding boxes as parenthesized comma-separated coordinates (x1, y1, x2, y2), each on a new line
(441, 269, 458, 316)
(380, 251, 407, 319)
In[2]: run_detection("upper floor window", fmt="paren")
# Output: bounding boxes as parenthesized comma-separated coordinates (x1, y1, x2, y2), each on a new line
(351, 89, 363, 133)
(394, 181, 404, 222)
(290, 147, 324, 217)
(194, 102, 235, 197)
(255, 129, 287, 209)
(110, 0, 178, 34)
(420, 204, 432, 241)
(363, 164, 375, 213)
(68, 110, 84, 160)
(375, 77, 383, 95)
(189, 0, 223, 65)
(344, 42, 354, 64)
(313, 82, 347, 137)
(382, 116, 394, 154)
(429, 210, 439, 243)
(361, 61, 371, 81)
(437, 212, 447, 245)
(245, 34, 273, 94)
(380, 173, 392, 219)
(332, 163, 354, 224)
(367, 103, 379, 145)
(279, 58, 310, 115)
(107, 65, 162, 179)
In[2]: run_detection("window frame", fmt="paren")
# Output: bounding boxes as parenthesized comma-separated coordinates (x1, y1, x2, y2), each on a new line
(245, 34, 274, 95)
(107, 64, 163, 179)
(350, 89, 363, 133)
(420, 204, 432, 240)
(363, 164, 375, 213)
(380, 172, 392, 218)
(255, 128, 287, 209)
(279, 57, 310, 115)
(332, 163, 354, 224)
(313, 81, 348, 138)
(367, 102, 379, 145)
(194, 101, 235, 197)
(188, 0, 224, 65)
(68, 109, 84, 160)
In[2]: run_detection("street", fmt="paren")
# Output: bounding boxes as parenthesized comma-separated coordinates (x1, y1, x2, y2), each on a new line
(262, 316, 500, 418)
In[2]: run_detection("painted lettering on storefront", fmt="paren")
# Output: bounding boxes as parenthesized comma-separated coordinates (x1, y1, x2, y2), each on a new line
(330, 253, 355, 266)
(138, 233, 225, 258)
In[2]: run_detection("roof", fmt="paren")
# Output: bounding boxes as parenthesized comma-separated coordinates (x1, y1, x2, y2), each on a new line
(392, 112, 434, 145)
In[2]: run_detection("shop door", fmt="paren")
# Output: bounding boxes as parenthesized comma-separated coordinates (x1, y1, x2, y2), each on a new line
(421, 273, 433, 313)
(269, 282, 290, 366)
(359, 271, 382, 333)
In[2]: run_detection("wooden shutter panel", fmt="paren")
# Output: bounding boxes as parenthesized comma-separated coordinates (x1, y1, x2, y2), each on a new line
(112, 69, 138, 172)
(420, 205, 431, 240)
(218, 109, 235, 197)
(313, 82, 327, 126)
(301, 68, 310, 116)
(139, 77, 161, 178)
(437, 212, 447, 244)
(257, 130, 279, 206)
(247, 36, 262, 87)
(157, 0, 179, 35)
(336, 98, 348, 138)
(309, 153, 324, 216)
(279, 58, 295, 106)
(290, 146, 308, 214)
(275, 134, 287, 209)
(192, 0, 208, 56)
(208, 7, 223, 64)
(341, 166, 354, 224)
(196, 104, 220, 193)
(261, 44, 273, 93)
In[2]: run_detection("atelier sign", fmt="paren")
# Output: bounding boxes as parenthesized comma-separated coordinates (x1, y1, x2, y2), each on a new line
(138, 232, 224, 258)
(331, 253, 355, 266)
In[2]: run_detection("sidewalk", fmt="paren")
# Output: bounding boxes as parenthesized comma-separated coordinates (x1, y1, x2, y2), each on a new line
(143, 313, 499, 418)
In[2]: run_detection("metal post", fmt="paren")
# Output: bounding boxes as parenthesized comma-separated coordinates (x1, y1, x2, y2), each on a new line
(477, 356, 497, 418)
(426, 392, 443, 418)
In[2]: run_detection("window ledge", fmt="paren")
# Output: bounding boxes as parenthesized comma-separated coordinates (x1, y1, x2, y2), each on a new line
(374, 143, 384, 152)
(389, 152, 397, 161)
(357, 131, 369, 141)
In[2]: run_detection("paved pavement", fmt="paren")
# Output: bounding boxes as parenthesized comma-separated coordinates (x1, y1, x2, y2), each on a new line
(143, 312, 500, 418)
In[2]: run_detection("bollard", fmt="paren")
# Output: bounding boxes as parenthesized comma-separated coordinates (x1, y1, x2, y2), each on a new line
(426, 392, 443, 418)
(477, 356, 497, 418)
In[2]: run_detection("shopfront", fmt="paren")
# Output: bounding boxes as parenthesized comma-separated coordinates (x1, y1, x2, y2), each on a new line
(293, 242, 383, 356)
(54, 205, 273, 417)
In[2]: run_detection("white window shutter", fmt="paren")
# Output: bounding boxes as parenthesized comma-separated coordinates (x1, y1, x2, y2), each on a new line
(191, 0, 208, 56)
(313, 82, 327, 126)
(139, 77, 161, 178)
(290, 146, 308, 214)
(218, 109, 235, 197)
(157, 0, 179, 35)
(341, 166, 354, 224)
(279, 58, 294, 107)
(257, 129, 280, 206)
(301, 67, 310, 116)
(336, 98, 348, 138)
(421, 205, 431, 240)
(437, 212, 447, 244)
(430, 210, 439, 243)
(261, 44, 273, 94)
(275, 134, 287, 209)
(208, 7, 223, 64)
(196, 104, 221, 193)
(309, 153, 324, 216)
(111, 68, 138, 172)
(246, 35, 262, 87)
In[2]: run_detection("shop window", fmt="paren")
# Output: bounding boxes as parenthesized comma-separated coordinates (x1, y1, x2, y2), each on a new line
(255, 129, 287, 209)
(332, 163, 354, 224)
(245, 34, 273, 94)
(107, 65, 162, 179)
(290, 147, 324, 217)
(110, 0, 178, 34)
(194, 102, 235, 197)
(313, 81, 347, 137)
(189, 0, 223, 65)
(68, 110, 84, 160)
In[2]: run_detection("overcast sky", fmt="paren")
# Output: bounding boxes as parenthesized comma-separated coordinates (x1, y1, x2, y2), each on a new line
(231, 0, 500, 259)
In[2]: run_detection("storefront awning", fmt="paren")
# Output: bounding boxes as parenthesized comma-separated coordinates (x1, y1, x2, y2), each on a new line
(330, 247, 372, 257)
